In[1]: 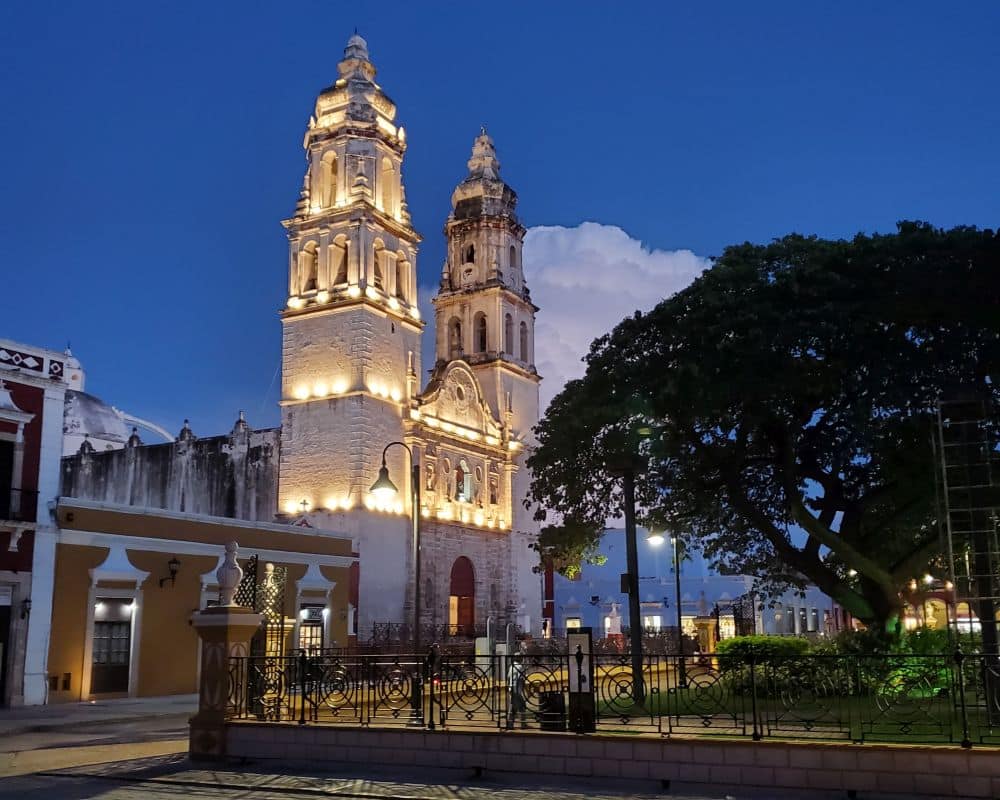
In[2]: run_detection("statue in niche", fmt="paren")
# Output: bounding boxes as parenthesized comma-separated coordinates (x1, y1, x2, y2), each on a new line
(472, 466, 483, 505)
(425, 463, 436, 492)
(489, 476, 499, 506)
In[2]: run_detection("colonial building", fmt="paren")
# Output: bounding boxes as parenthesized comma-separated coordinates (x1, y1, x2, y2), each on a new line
(10, 33, 542, 704)
(275, 33, 542, 636)
(0, 339, 74, 706)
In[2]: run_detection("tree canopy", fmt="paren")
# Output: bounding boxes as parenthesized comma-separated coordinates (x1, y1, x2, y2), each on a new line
(528, 222, 1000, 631)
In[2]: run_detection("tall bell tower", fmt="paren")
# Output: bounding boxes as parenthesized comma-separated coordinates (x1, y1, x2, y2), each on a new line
(278, 35, 421, 571)
(433, 130, 540, 441)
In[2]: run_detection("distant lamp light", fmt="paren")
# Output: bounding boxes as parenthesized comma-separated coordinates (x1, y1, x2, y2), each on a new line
(923, 574, 935, 585)
(637, 426, 653, 437)
(369, 461, 398, 504)
(646, 532, 665, 547)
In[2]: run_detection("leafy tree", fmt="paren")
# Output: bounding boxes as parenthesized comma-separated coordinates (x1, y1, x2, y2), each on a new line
(528, 222, 1000, 634)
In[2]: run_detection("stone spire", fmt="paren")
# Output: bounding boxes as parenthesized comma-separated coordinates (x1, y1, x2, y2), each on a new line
(336, 31, 377, 91)
(466, 127, 500, 180)
(451, 129, 518, 222)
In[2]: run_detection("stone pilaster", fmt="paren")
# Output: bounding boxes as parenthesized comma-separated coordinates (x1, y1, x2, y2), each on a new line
(189, 606, 262, 760)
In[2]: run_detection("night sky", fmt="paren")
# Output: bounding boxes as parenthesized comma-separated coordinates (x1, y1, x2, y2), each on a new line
(2, 2, 998, 436)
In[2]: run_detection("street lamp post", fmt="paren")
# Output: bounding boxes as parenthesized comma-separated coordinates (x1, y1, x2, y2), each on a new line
(621, 469, 646, 704)
(370, 442, 422, 651)
(671, 533, 687, 688)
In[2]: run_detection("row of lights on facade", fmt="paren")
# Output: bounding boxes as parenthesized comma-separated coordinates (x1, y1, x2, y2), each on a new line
(287, 284, 420, 321)
(291, 378, 405, 404)
(285, 495, 506, 530)
(410, 409, 518, 451)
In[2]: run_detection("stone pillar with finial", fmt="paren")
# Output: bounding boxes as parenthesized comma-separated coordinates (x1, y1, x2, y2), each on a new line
(189, 541, 262, 760)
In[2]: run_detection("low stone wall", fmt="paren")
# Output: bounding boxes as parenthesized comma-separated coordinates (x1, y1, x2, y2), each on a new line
(226, 722, 1000, 798)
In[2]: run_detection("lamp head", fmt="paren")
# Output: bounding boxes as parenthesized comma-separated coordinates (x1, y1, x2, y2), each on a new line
(646, 531, 665, 547)
(370, 462, 398, 502)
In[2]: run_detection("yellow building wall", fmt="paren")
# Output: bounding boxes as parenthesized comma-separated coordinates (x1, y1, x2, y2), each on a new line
(129, 551, 215, 697)
(46, 543, 108, 703)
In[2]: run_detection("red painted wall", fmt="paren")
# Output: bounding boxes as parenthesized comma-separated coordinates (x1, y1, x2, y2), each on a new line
(0, 379, 46, 572)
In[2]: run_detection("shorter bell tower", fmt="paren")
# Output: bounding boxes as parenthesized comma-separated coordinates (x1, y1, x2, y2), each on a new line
(433, 130, 540, 440)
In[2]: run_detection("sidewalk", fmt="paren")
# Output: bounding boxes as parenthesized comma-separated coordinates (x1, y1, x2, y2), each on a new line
(0, 694, 196, 736)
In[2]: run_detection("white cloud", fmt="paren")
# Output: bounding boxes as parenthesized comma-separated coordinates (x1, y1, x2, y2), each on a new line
(416, 222, 709, 414)
(523, 222, 709, 411)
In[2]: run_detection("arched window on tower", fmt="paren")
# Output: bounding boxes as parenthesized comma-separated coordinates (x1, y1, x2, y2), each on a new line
(395, 253, 408, 301)
(473, 312, 487, 354)
(464, 244, 475, 264)
(380, 157, 394, 216)
(449, 317, 463, 359)
(331, 236, 348, 285)
(319, 151, 338, 208)
(509, 245, 517, 271)
(503, 313, 513, 356)
(299, 242, 318, 293)
(519, 321, 529, 362)
(372, 240, 385, 291)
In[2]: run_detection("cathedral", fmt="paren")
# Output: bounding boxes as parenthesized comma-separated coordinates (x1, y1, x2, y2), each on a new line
(0, 31, 545, 707)
(277, 32, 542, 635)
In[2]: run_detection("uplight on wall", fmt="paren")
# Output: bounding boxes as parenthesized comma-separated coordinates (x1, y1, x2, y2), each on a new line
(347, 285, 362, 298)
(324, 495, 354, 511)
(331, 378, 349, 395)
(313, 381, 328, 398)
(409, 306, 420, 320)
(293, 385, 310, 401)
(316, 290, 330, 304)
(365, 286, 379, 301)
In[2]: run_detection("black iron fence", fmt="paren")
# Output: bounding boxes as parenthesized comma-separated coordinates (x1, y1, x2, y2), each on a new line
(227, 649, 1000, 747)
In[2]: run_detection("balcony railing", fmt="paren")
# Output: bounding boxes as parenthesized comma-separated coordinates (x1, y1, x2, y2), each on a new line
(0, 487, 38, 523)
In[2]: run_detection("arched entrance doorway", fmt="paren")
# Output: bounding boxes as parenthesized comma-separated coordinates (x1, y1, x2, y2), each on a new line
(449, 557, 475, 636)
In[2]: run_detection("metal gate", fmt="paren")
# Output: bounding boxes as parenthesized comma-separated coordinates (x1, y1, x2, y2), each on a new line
(731, 592, 758, 637)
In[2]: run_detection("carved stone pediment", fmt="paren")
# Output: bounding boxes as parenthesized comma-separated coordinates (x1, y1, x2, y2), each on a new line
(417, 361, 501, 437)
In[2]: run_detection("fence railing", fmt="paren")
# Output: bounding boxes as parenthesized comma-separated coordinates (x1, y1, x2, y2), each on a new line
(226, 649, 1000, 747)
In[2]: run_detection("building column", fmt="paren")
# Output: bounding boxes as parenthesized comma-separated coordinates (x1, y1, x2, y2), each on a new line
(22, 527, 55, 705)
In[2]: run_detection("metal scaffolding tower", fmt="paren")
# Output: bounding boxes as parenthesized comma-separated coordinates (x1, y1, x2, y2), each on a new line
(936, 394, 1000, 655)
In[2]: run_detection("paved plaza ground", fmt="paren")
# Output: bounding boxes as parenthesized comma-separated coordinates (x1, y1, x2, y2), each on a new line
(0, 697, 984, 799)
(0, 752, 914, 800)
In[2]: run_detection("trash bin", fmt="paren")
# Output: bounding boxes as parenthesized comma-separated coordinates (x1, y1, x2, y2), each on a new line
(538, 690, 566, 731)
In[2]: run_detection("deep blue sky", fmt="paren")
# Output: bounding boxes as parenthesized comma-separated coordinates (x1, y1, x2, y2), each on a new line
(2, 2, 998, 437)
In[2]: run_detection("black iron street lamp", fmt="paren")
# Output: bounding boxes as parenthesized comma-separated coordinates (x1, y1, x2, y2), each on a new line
(369, 442, 422, 650)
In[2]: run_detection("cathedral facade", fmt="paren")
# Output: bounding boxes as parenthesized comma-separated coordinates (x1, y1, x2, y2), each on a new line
(6, 32, 543, 706)
(276, 34, 542, 637)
